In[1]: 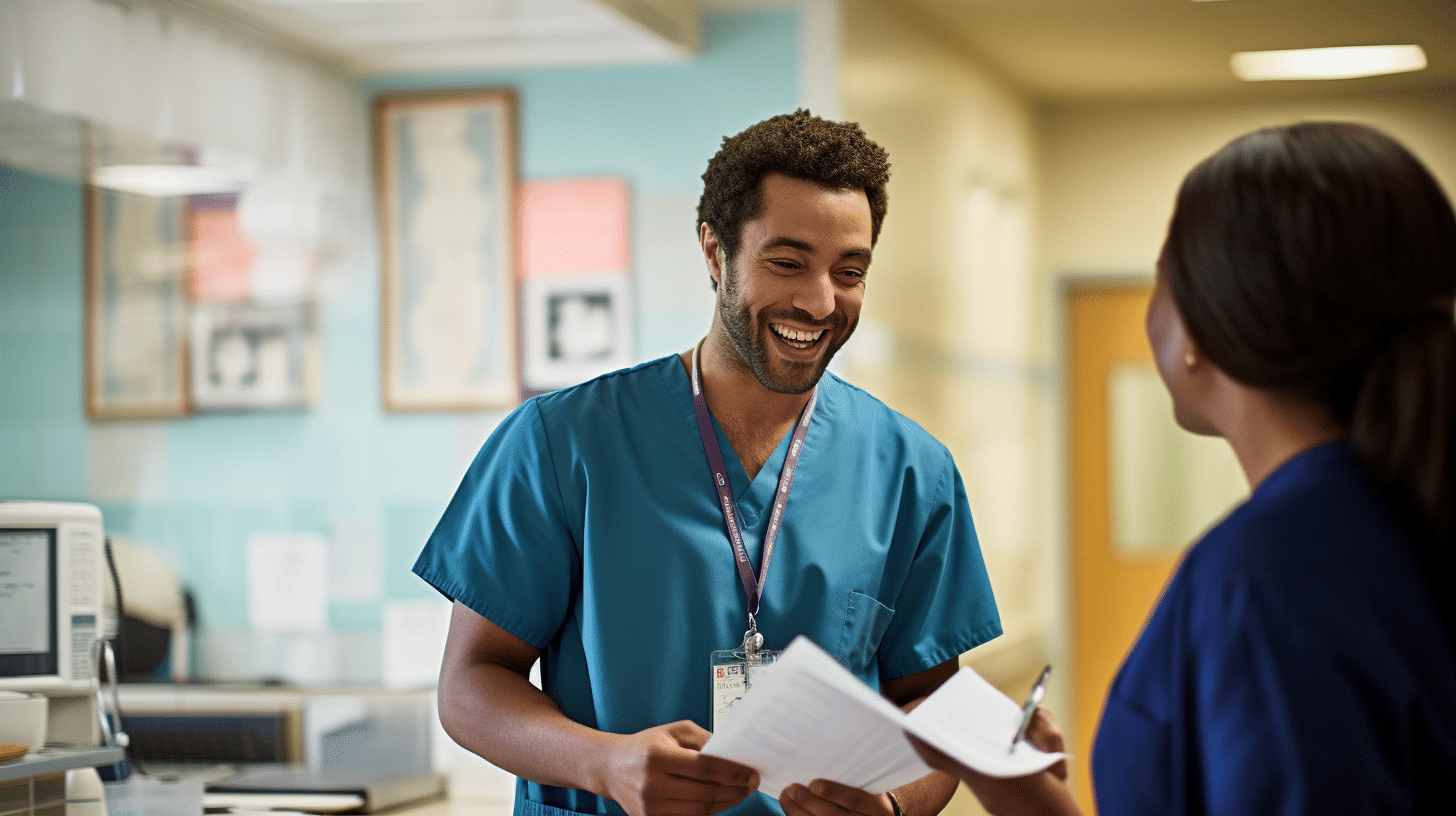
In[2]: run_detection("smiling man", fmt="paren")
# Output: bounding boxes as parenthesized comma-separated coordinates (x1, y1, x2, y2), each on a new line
(413, 110, 1001, 816)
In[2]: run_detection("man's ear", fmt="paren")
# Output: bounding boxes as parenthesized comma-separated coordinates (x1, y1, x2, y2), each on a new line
(700, 222, 725, 289)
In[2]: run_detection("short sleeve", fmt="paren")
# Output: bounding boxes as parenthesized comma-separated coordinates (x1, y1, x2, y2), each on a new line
(412, 399, 579, 649)
(877, 449, 1001, 679)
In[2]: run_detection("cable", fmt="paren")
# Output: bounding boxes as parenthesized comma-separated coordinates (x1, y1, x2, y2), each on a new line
(98, 537, 146, 778)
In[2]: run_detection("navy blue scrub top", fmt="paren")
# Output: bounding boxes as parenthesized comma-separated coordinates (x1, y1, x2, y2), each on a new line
(1093, 441, 1456, 814)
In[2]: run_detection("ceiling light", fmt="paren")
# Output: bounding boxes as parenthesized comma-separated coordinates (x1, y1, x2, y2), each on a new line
(91, 164, 249, 197)
(1231, 44, 1427, 81)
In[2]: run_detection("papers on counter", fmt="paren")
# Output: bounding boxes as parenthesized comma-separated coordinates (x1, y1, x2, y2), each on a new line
(701, 637, 1066, 799)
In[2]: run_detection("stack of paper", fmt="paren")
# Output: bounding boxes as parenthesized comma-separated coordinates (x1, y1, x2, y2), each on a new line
(702, 637, 1064, 799)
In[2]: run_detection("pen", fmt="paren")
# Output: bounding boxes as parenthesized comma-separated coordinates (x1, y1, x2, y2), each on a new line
(1009, 664, 1051, 754)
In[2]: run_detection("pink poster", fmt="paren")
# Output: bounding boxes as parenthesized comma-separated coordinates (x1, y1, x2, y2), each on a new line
(519, 177, 629, 277)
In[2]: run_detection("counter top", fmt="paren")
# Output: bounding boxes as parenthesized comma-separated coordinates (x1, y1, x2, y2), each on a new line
(0, 746, 126, 783)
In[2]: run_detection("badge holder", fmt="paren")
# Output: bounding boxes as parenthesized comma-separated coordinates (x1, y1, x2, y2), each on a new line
(709, 618, 781, 732)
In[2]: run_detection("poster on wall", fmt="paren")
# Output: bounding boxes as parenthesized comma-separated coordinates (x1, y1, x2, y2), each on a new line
(519, 177, 633, 392)
(374, 88, 519, 412)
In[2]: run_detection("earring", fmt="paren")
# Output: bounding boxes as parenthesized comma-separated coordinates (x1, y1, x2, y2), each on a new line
(1183, 351, 1196, 369)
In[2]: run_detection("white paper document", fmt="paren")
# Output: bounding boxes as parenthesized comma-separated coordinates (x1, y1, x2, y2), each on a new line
(701, 637, 1065, 799)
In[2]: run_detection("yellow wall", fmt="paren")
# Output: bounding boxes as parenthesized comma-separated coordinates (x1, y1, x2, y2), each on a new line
(839, 4, 1053, 814)
(1041, 92, 1456, 276)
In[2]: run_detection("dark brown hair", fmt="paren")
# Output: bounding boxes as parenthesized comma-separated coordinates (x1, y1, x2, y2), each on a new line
(696, 109, 890, 284)
(1163, 121, 1456, 615)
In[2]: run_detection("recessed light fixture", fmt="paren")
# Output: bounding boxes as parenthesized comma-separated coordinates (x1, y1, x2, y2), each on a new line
(91, 164, 249, 197)
(1231, 44, 1427, 81)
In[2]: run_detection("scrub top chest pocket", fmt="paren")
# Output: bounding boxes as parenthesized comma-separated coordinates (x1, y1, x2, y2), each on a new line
(836, 590, 895, 677)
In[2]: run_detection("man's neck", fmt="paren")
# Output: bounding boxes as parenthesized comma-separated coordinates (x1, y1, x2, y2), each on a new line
(680, 334, 815, 480)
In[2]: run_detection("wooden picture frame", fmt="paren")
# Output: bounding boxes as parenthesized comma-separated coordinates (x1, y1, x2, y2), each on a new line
(374, 88, 520, 411)
(84, 182, 191, 419)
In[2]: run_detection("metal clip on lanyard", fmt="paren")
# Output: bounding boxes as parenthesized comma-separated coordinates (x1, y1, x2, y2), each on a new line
(690, 344, 817, 656)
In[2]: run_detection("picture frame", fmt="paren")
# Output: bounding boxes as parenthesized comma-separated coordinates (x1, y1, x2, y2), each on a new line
(374, 88, 520, 411)
(522, 273, 633, 391)
(189, 301, 317, 411)
(84, 183, 191, 419)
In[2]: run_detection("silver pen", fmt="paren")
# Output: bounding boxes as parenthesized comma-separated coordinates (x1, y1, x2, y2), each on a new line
(1009, 665, 1052, 754)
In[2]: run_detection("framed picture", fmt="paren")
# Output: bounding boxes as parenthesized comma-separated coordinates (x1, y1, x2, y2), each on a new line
(189, 301, 316, 411)
(522, 273, 633, 391)
(85, 184, 191, 419)
(374, 89, 519, 411)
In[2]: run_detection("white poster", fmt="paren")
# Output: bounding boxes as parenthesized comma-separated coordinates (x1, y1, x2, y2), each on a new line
(247, 533, 327, 632)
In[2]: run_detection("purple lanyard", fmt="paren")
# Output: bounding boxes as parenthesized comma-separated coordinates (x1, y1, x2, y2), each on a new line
(690, 344, 817, 635)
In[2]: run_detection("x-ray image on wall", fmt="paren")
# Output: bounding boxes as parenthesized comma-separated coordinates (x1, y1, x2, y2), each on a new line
(548, 290, 614, 361)
(523, 274, 631, 391)
(190, 301, 315, 410)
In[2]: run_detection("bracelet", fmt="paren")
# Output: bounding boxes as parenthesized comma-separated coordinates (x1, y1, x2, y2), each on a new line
(886, 791, 906, 816)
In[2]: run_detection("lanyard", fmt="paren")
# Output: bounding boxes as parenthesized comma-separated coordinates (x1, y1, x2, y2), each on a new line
(690, 344, 817, 648)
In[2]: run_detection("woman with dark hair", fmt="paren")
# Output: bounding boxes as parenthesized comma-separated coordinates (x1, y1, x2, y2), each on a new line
(911, 121, 1456, 814)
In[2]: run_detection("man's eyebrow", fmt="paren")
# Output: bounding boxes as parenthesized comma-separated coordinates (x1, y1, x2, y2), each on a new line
(763, 237, 873, 260)
(764, 236, 814, 253)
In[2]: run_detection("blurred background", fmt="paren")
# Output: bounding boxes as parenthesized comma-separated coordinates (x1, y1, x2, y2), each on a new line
(2, 0, 1453, 812)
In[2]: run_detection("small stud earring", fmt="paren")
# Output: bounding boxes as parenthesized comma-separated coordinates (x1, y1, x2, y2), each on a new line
(1184, 351, 1196, 369)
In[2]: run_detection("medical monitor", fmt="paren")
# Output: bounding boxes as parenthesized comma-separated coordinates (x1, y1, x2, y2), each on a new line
(0, 501, 106, 691)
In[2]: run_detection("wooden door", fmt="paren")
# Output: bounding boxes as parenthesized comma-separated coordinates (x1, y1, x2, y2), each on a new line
(1064, 283, 1186, 812)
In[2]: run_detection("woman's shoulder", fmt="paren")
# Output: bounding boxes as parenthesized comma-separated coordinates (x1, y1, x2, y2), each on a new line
(1190, 441, 1403, 572)
(1168, 441, 1435, 653)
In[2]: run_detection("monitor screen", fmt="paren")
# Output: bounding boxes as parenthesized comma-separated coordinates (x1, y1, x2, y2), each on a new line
(0, 528, 59, 679)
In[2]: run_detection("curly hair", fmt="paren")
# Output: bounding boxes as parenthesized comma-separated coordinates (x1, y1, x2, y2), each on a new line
(696, 109, 890, 271)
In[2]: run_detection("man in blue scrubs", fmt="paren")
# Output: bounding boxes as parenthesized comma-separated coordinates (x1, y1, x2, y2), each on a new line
(413, 110, 1001, 816)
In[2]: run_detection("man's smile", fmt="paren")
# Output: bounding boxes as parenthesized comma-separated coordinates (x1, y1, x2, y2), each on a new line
(770, 323, 825, 349)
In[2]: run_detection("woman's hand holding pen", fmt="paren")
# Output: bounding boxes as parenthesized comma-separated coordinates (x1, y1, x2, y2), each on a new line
(906, 709, 1081, 816)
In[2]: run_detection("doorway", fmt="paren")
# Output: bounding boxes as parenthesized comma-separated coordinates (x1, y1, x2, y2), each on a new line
(1062, 280, 1246, 810)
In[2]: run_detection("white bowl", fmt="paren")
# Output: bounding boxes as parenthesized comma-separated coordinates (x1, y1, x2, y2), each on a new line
(0, 692, 49, 753)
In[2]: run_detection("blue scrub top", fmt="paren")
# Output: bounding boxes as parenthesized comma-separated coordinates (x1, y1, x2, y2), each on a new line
(1092, 441, 1456, 814)
(415, 355, 1001, 816)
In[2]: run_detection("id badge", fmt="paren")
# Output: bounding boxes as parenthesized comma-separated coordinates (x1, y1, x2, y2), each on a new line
(710, 647, 780, 732)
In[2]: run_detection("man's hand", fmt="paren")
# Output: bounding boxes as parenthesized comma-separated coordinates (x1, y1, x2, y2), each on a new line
(600, 720, 759, 816)
(780, 779, 895, 816)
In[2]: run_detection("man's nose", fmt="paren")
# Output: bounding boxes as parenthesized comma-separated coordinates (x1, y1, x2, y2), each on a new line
(792, 270, 836, 320)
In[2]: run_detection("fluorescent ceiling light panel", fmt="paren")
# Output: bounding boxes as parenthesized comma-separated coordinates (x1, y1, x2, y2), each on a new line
(91, 164, 249, 197)
(1231, 44, 1427, 81)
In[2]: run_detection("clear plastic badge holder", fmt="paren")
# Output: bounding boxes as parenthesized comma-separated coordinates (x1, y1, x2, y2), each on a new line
(710, 643, 780, 732)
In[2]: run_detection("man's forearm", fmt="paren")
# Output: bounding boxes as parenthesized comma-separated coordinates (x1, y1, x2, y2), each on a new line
(439, 658, 620, 794)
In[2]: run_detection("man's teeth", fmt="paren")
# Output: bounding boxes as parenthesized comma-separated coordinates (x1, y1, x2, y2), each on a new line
(771, 324, 823, 348)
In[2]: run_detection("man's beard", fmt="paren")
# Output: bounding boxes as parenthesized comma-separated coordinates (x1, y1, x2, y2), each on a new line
(717, 260, 855, 394)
